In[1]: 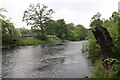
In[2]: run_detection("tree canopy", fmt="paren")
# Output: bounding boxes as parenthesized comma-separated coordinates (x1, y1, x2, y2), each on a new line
(23, 3, 54, 37)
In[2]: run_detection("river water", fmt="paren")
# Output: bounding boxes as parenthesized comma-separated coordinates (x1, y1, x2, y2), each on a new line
(2, 41, 93, 78)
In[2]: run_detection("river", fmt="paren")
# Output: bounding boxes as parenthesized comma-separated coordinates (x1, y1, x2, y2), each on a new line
(2, 40, 93, 78)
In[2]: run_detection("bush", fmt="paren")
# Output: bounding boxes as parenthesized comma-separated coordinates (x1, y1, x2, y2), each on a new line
(90, 58, 120, 78)
(107, 60, 120, 78)
(2, 34, 19, 45)
(86, 38, 100, 63)
(90, 60, 105, 78)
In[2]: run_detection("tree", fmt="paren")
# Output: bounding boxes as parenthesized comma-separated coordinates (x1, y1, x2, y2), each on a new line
(0, 8, 7, 19)
(55, 19, 68, 39)
(0, 8, 7, 39)
(90, 12, 103, 27)
(1, 8, 20, 44)
(108, 12, 120, 58)
(111, 12, 120, 41)
(66, 23, 75, 39)
(45, 19, 57, 35)
(68, 24, 87, 41)
(23, 3, 54, 37)
(19, 27, 31, 36)
(2, 19, 20, 44)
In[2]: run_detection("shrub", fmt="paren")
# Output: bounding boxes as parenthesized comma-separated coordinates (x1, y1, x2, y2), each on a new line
(90, 60, 105, 78)
(86, 38, 100, 63)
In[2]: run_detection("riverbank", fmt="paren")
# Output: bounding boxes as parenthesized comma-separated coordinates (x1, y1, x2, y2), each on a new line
(17, 37, 62, 46)
(2, 36, 62, 48)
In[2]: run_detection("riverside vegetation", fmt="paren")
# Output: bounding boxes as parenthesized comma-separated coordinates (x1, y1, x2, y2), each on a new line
(1, 3, 88, 47)
(84, 12, 120, 78)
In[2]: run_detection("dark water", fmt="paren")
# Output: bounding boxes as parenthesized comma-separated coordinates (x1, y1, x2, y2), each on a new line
(2, 41, 93, 78)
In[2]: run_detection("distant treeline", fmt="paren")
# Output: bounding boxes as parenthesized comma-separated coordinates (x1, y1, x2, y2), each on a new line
(17, 19, 88, 41)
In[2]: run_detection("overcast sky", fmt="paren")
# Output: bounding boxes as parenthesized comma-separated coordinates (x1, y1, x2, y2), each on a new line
(0, 0, 119, 29)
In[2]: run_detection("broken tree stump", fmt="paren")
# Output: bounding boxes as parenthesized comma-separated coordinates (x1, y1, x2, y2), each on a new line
(92, 24, 113, 59)
(92, 24, 113, 71)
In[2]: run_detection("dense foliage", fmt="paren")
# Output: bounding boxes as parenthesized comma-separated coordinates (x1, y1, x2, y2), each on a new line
(23, 3, 54, 37)
(0, 8, 20, 45)
(86, 12, 120, 78)
(22, 3, 88, 40)
(20, 18, 88, 41)
(1, 3, 88, 46)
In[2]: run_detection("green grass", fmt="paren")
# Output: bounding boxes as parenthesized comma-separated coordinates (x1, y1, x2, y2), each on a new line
(90, 60, 106, 78)
(16, 37, 62, 46)
(46, 35, 56, 37)
(16, 38, 43, 46)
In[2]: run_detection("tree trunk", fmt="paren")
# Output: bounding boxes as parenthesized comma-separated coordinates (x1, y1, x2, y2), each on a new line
(92, 24, 113, 71)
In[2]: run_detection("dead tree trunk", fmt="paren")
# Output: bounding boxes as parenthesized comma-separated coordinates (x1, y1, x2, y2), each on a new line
(92, 24, 113, 71)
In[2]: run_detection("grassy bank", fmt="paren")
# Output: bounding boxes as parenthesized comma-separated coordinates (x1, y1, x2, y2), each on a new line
(16, 36, 62, 46)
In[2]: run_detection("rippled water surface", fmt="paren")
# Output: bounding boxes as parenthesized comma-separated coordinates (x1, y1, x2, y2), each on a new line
(2, 41, 93, 78)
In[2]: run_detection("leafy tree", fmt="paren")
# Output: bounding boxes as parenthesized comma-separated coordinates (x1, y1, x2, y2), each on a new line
(66, 23, 75, 39)
(0, 8, 7, 19)
(111, 12, 120, 43)
(90, 12, 103, 27)
(86, 28, 94, 39)
(0, 8, 7, 39)
(46, 19, 57, 35)
(55, 19, 68, 39)
(23, 3, 54, 37)
(1, 8, 19, 44)
(2, 19, 20, 44)
(71, 25, 83, 41)
(67, 23, 75, 30)
(76, 25, 87, 40)
(30, 28, 41, 36)
(108, 12, 120, 58)
(19, 27, 31, 36)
